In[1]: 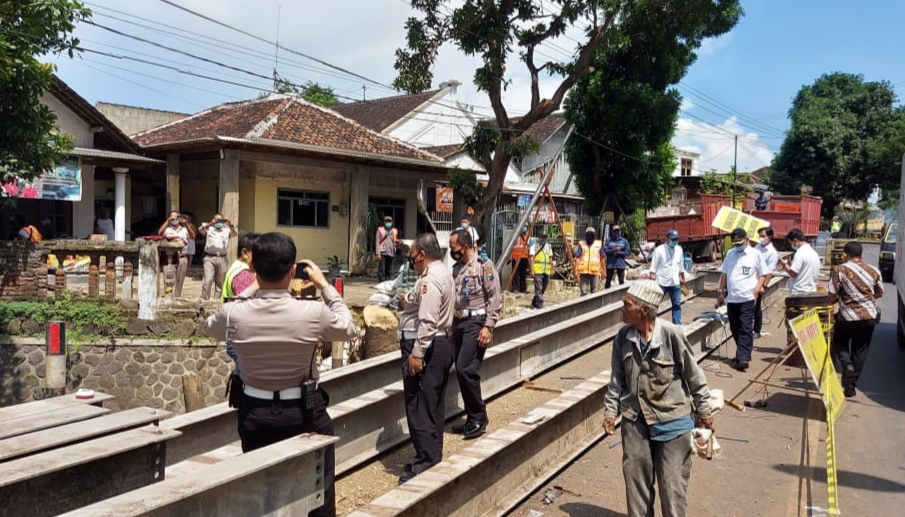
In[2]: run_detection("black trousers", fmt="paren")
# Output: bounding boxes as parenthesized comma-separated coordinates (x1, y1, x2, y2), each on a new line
(238, 388, 335, 517)
(378, 254, 395, 281)
(452, 315, 489, 423)
(753, 295, 764, 334)
(532, 273, 549, 308)
(727, 300, 756, 362)
(510, 258, 529, 292)
(605, 268, 626, 289)
(401, 335, 454, 474)
(832, 319, 877, 386)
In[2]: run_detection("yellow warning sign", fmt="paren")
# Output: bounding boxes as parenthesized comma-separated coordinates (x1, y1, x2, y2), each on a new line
(789, 309, 844, 516)
(711, 206, 771, 238)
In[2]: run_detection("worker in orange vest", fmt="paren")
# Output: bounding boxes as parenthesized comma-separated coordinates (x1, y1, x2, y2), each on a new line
(573, 227, 605, 296)
(509, 228, 530, 293)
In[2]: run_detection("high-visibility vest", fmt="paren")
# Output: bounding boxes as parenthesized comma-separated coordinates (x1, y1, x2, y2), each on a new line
(576, 240, 603, 275)
(512, 235, 529, 260)
(532, 243, 553, 275)
(221, 260, 249, 300)
(377, 227, 399, 254)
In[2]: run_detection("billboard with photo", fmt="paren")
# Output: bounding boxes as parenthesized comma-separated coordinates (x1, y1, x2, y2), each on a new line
(1, 157, 82, 202)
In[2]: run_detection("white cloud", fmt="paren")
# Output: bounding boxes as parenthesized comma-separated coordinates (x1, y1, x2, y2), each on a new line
(697, 33, 733, 57)
(672, 116, 776, 174)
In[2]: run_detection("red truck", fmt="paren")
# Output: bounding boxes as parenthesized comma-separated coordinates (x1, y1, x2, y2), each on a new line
(645, 193, 822, 260)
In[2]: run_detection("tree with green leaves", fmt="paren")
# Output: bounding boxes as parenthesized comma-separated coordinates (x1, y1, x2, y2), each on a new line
(565, 0, 742, 217)
(0, 0, 90, 183)
(771, 73, 905, 218)
(271, 73, 340, 107)
(395, 0, 625, 234)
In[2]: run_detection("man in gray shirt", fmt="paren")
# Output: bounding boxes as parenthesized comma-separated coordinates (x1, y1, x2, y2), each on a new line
(603, 280, 714, 517)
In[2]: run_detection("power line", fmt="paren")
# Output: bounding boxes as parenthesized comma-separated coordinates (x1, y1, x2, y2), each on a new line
(679, 82, 787, 138)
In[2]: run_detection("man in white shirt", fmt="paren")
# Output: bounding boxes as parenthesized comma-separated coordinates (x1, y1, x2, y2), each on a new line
(781, 228, 821, 295)
(198, 213, 238, 300)
(718, 229, 769, 372)
(456, 216, 480, 251)
(754, 227, 779, 339)
(649, 229, 685, 324)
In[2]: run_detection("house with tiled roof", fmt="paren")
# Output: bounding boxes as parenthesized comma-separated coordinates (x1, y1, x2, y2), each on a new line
(134, 94, 449, 271)
(2, 76, 161, 241)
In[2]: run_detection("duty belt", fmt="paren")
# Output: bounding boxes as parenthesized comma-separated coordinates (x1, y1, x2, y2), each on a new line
(243, 384, 305, 400)
(455, 307, 487, 319)
(398, 330, 418, 341)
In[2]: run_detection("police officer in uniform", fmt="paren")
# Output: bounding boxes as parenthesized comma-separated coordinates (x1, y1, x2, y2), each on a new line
(397, 232, 455, 484)
(204, 232, 356, 517)
(448, 229, 502, 439)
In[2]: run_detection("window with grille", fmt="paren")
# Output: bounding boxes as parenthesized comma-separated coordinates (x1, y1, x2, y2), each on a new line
(277, 189, 329, 228)
(680, 158, 693, 177)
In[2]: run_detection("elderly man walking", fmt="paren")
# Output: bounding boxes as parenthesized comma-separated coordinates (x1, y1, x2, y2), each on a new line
(603, 280, 714, 517)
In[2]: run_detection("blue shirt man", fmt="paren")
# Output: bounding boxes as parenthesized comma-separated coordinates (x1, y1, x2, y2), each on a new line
(605, 225, 631, 289)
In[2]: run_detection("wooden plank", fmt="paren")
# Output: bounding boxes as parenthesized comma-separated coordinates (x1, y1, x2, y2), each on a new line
(0, 404, 109, 440)
(60, 434, 338, 517)
(0, 392, 113, 423)
(0, 407, 170, 462)
(0, 425, 180, 516)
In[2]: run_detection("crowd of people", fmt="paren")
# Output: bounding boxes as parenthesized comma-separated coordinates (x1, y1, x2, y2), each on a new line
(192, 217, 881, 517)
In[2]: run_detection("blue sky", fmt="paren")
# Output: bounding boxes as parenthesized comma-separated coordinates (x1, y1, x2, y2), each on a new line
(51, 0, 905, 173)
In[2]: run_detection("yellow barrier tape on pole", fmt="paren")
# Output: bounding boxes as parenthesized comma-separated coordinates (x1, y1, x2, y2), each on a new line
(710, 206, 771, 237)
(789, 309, 844, 515)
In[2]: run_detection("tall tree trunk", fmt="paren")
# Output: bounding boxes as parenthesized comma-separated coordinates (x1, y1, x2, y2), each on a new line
(474, 148, 513, 244)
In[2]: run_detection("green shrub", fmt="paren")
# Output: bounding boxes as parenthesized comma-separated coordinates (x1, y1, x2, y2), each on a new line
(0, 291, 126, 342)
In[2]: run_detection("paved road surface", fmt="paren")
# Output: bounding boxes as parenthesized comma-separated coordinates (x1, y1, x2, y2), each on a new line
(511, 243, 905, 517)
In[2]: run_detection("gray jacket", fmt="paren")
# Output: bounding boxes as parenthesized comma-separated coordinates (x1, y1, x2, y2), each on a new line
(604, 319, 712, 424)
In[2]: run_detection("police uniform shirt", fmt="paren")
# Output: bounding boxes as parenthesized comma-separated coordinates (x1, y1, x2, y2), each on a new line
(205, 286, 356, 391)
(719, 246, 767, 303)
(453, 256, 503, 328)
(400, 261, 455, 358)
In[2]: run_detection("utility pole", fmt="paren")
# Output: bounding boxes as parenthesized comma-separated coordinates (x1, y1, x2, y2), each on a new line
(362, 84, 367, 101)
(732, 134, 738, 207)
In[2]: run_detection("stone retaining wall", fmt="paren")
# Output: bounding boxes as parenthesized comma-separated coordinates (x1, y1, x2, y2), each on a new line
(0, 339, 232, 413)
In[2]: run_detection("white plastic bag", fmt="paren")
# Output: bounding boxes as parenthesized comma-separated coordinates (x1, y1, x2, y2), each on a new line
(367, 293, 394, 306)
(691, 427, 721, 460)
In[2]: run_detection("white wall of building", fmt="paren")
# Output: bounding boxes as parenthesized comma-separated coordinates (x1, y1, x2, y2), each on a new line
(672, 149, 702, 178)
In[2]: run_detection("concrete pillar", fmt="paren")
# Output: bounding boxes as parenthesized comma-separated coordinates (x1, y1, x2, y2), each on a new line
(72, 165, 95, 238)
(166, 154, 180, 212)
(112, 167, 128, 242)
(138, 242, 159, 320)
(219, 149, 240, 263)
(349, 166, 369, 275)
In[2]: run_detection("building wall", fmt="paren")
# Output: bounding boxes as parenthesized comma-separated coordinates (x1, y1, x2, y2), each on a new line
(518, 128, 578, 196)
(42, 93, 93, 148)
(96, 102, 190, 137)
(71, 165, 96, 238)
(672, 150, 701, 178)
(386, 88, 479, 147)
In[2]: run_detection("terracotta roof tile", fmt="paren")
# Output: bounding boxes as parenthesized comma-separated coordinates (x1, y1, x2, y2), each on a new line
(522, 113, 567, 143)
(331, 90, 441, 133)
(423, 143, 465, 159)
(134, 96, 442, 163)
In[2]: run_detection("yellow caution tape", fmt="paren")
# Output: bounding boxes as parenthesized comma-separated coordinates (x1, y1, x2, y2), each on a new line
(826, 410, 840, 515)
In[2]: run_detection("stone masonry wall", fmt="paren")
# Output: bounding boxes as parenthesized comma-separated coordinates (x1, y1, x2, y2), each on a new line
(0, 340, 232, 413)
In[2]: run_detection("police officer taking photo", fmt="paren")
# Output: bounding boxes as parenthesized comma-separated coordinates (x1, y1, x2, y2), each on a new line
(205, 232, 356, 517)
(397, 233, 455, 484)
(449, 228, 502, 440)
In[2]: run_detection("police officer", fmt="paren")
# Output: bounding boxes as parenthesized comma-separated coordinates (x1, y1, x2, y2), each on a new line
(449, 229, 502, 440)
(204, 232, 356, 517)
(397, 232, 455, 484)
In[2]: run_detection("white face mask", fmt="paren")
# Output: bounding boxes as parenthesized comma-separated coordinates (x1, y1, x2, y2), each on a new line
(759, 237, 768, 246)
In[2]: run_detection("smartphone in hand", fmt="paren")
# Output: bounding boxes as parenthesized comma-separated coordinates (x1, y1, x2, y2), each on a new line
(294, 261, 310, 281)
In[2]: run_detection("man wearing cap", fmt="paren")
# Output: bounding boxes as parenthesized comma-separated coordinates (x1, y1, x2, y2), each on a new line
(605, 225, 631, 289)
(204, 232, 356, 517)
(650, 230, 686, 325)
(603, 280, 714, 517)
(529, 233, 554, 309)
(574, 227, 605, 296)
(376, 216, 401, 282)
(718, 228, 770, 372)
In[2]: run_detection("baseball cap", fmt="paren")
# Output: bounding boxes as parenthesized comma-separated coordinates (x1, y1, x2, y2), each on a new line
(612, 225, 621, 231)
(730, 228, 747, 245)
(586, 227, 596, 234)
(666, 229, 679, 240)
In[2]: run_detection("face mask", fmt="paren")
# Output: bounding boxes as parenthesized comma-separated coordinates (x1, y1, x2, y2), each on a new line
(213, 222, 224, 230)
(450, 248, 463, 262)
(668, 240, 678, 248)
(384, 222, 392, 229)
(759, 237, 768, 246)
(734, 242, 746, 249)
(461, 222, 469, 229)
(409, 253, 424, 271)
(585, 235, 594, 245)
(169, 219, 179, 226)
(790, 242, 799, 251)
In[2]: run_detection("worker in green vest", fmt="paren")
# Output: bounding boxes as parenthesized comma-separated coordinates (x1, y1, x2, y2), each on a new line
(529, 233, 554, 309)
(222, 233, 259, 300)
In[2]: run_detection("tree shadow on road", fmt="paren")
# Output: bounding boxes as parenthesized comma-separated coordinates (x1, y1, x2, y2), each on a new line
(559, 502, 625, 516)
(773, 464, 905, 493)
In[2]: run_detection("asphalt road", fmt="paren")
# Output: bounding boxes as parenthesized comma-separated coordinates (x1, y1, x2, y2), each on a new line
(510, 242, 905, 517)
